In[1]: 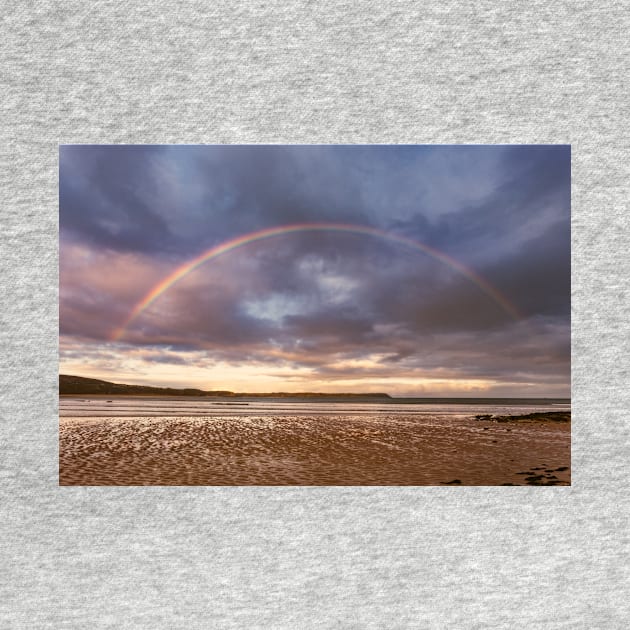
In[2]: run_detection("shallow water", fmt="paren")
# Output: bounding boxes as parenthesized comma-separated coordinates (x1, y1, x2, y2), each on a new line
(59, 396, 570, 418)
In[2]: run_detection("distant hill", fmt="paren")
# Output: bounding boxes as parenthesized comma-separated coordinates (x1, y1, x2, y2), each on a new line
(59, 374, 392, 398)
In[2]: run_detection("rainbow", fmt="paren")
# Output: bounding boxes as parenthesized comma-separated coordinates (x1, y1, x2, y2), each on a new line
(111, 223, 521, 341)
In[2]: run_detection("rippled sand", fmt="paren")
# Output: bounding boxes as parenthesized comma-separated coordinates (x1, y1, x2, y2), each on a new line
(59, 414, 570, 486)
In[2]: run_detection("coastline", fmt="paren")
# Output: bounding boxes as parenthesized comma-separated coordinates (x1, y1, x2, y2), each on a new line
(59, 408, 570, 486)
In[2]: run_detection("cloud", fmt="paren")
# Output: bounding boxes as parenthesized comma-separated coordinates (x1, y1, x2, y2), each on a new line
(59, 145, 571, 395)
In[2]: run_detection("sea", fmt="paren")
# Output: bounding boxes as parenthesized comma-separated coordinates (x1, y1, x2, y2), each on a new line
(59, 396, 570, 418)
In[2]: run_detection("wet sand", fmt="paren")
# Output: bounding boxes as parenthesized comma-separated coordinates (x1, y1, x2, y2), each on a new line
(59, 414, 570, 486)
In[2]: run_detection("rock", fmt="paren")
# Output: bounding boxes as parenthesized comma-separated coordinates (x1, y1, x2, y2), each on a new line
(492, 412, 570, 423)
(525, 475, 544, 482)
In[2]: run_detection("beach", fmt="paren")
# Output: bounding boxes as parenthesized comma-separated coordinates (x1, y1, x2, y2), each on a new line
(59, 398, 570, 486)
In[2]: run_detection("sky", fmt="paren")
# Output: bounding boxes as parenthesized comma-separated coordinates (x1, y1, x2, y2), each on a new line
(59, 144, 571, 397)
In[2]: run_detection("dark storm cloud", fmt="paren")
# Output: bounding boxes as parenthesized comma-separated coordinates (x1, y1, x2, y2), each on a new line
(389, 145, 570, 261)
(60, 144, 570, 270)
(484, 216, 571, 318)
(60, 146, 175, 253)
(284, 307, 374, 339)
(60, 145, 571, 394)
(60, 145, 372, 256)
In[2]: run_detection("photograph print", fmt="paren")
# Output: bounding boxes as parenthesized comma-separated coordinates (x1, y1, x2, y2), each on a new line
(59, 144, 570, 485)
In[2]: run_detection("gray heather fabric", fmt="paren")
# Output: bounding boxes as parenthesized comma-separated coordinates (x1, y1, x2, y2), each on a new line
(1, 2, 628, 628)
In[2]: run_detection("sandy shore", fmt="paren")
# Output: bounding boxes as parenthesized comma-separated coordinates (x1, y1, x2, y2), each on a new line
(59, 413, 570, 486)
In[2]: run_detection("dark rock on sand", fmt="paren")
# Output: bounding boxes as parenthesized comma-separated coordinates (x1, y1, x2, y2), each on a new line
(525, 475, 544, 482)
(493, 411, 570, 423)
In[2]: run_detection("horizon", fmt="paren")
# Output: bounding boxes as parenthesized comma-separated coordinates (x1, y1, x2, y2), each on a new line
(60, 145, 570, 397)
(59, 373, 571, 400)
